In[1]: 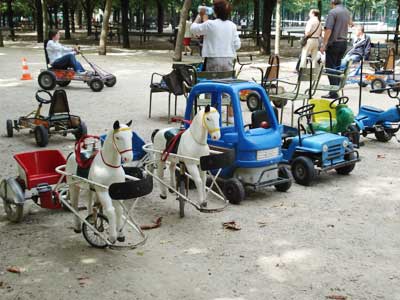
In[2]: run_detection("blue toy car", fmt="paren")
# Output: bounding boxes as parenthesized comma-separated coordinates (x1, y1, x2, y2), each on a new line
(281, 104, 360, 186)
(354, 86, 400, 142)
(184, 80, 292, 204)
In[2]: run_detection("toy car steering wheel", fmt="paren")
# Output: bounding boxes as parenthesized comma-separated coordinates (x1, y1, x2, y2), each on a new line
(294, 104, 315, 116)
(329, 96, 349, 108)
(35, 90, 53, 104)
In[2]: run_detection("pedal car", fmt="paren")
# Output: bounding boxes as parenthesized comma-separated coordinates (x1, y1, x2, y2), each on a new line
(0, 150, 67, 222)
(354, 85, 400, 142)
(184, 80, 292, 204)
(281, 104, 360, 186)
(38, 40, 116, 92)
(6, 89, 87, 147)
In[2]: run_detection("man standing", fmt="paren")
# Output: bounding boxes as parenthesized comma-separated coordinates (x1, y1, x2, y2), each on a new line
(320, 0, 353, 99)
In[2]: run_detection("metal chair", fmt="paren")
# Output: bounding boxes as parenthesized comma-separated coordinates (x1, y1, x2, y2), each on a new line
(315, 59, 352, 97)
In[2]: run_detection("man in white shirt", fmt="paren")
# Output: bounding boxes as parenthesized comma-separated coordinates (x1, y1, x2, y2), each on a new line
(46, 30, 85, 73)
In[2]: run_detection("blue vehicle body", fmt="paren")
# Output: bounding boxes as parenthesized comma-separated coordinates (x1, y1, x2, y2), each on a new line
(184, 80, 291, 193)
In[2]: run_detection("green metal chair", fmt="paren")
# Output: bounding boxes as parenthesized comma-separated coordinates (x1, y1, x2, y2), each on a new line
(315, 59, 352, 97)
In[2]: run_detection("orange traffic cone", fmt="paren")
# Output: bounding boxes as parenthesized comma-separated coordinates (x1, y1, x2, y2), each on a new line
(21, 58, 32, 80)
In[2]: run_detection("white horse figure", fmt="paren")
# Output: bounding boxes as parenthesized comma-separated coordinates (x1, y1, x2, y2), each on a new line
(152, 105, 221, 207)
(66, 120, 133, 244)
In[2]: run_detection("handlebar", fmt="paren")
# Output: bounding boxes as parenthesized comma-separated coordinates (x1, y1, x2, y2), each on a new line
(35, 90, 53, 104)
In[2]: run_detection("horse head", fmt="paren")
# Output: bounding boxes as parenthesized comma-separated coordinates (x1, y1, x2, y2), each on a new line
(112, 120, 133, 163)
(203, 105, 221, 141)
(335, 105, 355, 132)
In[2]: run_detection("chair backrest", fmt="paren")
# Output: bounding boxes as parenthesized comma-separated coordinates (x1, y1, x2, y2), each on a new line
(196, 70, 236, 82)
(251, 110, 270, 129)
(383, 48, 395, 72)
(297, 64, 323, 97)
(44, 39, 50, 66)
(49, 90, 70, 116)
(264, 54, 280, 83)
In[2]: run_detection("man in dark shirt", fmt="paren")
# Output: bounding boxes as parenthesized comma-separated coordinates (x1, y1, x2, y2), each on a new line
(320, 0, 353, 98)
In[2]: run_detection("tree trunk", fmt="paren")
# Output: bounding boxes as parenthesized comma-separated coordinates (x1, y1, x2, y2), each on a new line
(36, 0, 44, 42)
(77, 9, 83, 29)
(70, 4, 76, 33)
(48, 9, 53, 28)
(42, 0, 49, 39)
(253, 0, 260, 46)
(173, 0, 192, 62)
(261, 0, 276, 54)
(99, 0, 113, 55)
(53, 8, 58, 29)
(156, 0, 164, 34)
(317, 0, 322, 21)
(274, 0, 281, 55)
(63, 1, 71, 39)
(83, 0, 93, 36)
(121, 0, 130, 48)
(6, 0, 15, 39)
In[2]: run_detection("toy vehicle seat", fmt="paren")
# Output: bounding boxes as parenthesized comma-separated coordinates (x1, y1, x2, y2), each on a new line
(361, 105, 384, 113)
(250, 110, 271, 129)
(309, 99, 337, 132)
(48, 90, 72, 121)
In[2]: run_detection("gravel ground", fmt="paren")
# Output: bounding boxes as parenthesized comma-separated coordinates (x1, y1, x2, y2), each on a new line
(0, 42, 399, 300)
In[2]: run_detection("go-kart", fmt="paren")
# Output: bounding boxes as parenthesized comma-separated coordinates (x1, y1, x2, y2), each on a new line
(354, 85, 400, 142)
(38, 41, 116, 92)
(281, 104, 360, 186)
(6, 89, 87, 147)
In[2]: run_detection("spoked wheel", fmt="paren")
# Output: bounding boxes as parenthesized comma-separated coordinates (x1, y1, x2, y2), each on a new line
(0, 178, 25, 223)
(246, 92, 261, 112)
(104, 76, 117, 87)
(224, 178, 245, 205)
(38, 71, 57, 90)
(73, 121, 87, 140)
(274, 166, 292, 192)
(375, 127, 393, 142)
(57, 80, 71, 87)
(6, 119, 13, 137)
(89, 78, 104, 92)
(82, 213, 110, 248)
(34, 125, 49, 147)
(291, 156, 315, 186)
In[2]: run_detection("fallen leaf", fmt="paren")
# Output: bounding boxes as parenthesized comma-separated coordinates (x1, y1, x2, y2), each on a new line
(140, 217, 162, 230)
(327, 224, 335, 228)
(77, 277, 90, 286)
(258, 221, 267, 228)
(223, 221, 241, 231)
(136, 251, 144, 256)
(377, 154, 386, 159)
(6, 267, 22, 274)
(326, 295, 347, 300)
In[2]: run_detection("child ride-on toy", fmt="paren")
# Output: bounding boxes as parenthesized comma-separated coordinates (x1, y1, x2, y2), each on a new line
(354, 85, 400, 143)
(185, 80, 292, 204)
(6, 89, 87, 147)
(38, 40, 116, 92)
(281, 104, 360, 186)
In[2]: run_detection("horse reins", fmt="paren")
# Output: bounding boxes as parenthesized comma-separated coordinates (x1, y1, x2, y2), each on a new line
(101, 127, 132, 168)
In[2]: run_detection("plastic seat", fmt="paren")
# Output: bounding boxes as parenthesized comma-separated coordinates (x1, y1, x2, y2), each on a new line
(361, 105, 384, 113)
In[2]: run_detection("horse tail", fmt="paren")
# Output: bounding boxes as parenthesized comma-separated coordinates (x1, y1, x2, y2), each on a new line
(151, 129, 160, 143)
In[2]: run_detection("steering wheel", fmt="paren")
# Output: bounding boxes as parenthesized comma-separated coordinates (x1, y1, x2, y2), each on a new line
(329, 96, 349, 108)
(294, 104, 315, 116)
(35, 90, 53, 104)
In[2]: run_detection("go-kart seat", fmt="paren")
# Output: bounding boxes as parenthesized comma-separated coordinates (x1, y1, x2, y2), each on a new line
(48, 90, 72, 121)
(361, 105, 384, 113)
(44, 40, 53, 69)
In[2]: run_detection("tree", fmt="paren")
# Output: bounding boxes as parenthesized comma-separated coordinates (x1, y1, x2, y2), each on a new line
(6, 0, 15, 39)
(62, 0, 71, 39)
(42, 0, 49, 39)
(81, 0, 95, 36)
(173, 0, 192, 61)
(253, 0, 260, 46)
(121, 0, 130, 48)
(35, 0, 44, 42)
(156, 0, 164, 34)
(261, 0, 277, 54)
(98, 0, 112, 55)
(274, 0, 281, 55)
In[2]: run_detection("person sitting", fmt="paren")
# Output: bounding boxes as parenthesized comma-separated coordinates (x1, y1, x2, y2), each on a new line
(46, 30, 86, 74)
(339, 25, 371, 69)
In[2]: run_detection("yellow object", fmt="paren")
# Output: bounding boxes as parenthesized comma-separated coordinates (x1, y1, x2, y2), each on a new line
(309, 99, 336, 122)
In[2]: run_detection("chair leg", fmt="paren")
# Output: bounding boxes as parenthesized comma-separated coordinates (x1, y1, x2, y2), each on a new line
(168, 93, 171, 124)
(149, 92, 153, 118)
(291, 101, 294, 127)
(174, 95, 177, 116)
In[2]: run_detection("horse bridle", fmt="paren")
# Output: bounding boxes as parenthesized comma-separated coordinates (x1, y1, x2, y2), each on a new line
(101, 127, 132, 168)
(189, 109, 220, 146)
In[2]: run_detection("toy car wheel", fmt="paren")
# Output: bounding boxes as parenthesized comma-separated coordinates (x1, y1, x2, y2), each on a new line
(274, 166, 292, 192)
(291, 156, 315, 186)
(375, 128, 393, 142)
(224, 178, 245, 205)
(89, 78, 104, 92)
(370, 78, 386, 92)
(344, 125, 360, 146)
(34, 125, 49, 147)
(74, 121, 88, 141)
(335, 152, 356, 175)
(0, 178, 24, 223)
(272, 99, 287, 109)
(6, 119, 13, 137)
(82, 213, 110, 248)
(105, 76, 117, 87)
(246, 92, 261, 112)
(57, 80, 71, 87)
(38, 71, 57, 90)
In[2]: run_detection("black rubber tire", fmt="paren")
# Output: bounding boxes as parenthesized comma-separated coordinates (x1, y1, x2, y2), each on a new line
(357, 81, 368, 87)
(6, 119, 13, 137)
(224, 178, 245, 205)
(34, 125, 49, 147)
(57, 80, 71, 87)
(178, 178, 186, 218)
(1, 178, 24, 223)
(344, 124, 360, 146)
(375, 128, 393, 142)
(291, 156, 315, 186)
(82, 213, 109, 248)
(89, 78, 104, 92)
(272, 99, 287, 109)
(335, 152, 356, 175)
(38, 71, 57, 90)
(371, 78, 386, 92)
(246, 92, 261, 112)
(104, 76, 117, 87)
(74, 121, 87, 140)
(274, 166, 292, 192)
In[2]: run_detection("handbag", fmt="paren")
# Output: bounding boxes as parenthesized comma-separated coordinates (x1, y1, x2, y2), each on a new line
(300, 22, 321, 48)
